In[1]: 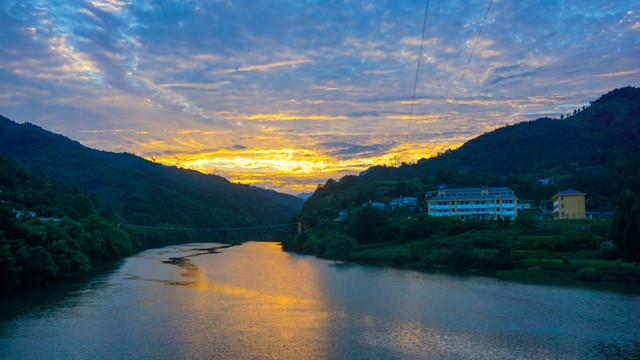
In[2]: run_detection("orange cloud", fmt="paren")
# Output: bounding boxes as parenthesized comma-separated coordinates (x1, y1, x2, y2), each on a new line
(145, 141, 465, 194)
(245, 112, 347, 121)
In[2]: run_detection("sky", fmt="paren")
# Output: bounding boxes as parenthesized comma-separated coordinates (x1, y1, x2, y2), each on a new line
(1, 0, 639, 195)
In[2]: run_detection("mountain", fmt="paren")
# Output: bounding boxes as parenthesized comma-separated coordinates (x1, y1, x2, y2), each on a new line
(295, 192, 314, 200)
(300, 86, 640, 223)
(0, 115, 303, 229)
(370, 86, 640, 186)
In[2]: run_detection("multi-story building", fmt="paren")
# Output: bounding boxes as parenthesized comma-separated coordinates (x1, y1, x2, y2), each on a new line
(426, 186, 518, 220)
(552, 189, 586, 219)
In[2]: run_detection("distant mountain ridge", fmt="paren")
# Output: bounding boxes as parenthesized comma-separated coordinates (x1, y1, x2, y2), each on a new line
(302, 86, 640, 216)
(0, 115, 303, 228)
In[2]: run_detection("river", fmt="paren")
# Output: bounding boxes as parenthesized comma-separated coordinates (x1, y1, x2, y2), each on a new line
(1, 241, 639, 359)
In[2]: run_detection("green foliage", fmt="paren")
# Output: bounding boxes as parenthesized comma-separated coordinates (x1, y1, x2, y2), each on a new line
(0, 206, 138, 293)
(577, 267, 605, 281)
(322, 233, 358, 260)
(302, 87, 640, 216)
(0, 116, 301, 231)
(0, 155, 198, 294)
(0, 242, 22, 293)
(611, 189, 640, 261)
(346, 206, 390, 244)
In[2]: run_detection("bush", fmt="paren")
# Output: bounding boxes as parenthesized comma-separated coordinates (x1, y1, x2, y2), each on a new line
(577, 266, 606, 281)
(323, 234, 358, 260)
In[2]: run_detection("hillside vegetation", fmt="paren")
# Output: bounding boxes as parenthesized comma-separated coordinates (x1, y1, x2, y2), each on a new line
(0, 115, 303, 294)
(280, 87, 640, 283)
(0, 155, 159, 293)
(0, 115, 303, 229)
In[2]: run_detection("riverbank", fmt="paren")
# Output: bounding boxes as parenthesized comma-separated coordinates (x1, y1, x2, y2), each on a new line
(281, 216, 640, 285)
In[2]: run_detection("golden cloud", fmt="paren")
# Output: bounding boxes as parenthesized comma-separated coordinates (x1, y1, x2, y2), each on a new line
(245, 112, 347, 121)
(145, 141, 464, 194)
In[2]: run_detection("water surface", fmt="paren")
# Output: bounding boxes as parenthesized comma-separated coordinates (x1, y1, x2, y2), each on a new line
(1, 241, 639, 359)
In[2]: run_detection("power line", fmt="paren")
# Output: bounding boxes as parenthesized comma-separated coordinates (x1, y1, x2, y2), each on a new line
(444, 0, 494, 123)
(404, 0, 431, 145)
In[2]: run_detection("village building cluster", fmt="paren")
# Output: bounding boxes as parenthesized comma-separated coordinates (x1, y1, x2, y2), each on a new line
(335, 185, 590, 222)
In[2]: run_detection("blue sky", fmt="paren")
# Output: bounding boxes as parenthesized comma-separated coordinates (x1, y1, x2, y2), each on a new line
(1, 0, 639, 193)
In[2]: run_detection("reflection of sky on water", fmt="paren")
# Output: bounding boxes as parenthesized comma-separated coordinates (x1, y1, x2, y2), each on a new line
(1, 242, 639, 359)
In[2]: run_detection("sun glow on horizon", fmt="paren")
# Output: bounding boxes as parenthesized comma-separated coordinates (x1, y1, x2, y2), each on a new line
(144, 141, 464, 194)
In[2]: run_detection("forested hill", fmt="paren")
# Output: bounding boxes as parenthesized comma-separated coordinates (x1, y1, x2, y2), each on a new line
(0, 115, 303, 229)
(366, 86, 640, 188)
(303, 86, 639, 217)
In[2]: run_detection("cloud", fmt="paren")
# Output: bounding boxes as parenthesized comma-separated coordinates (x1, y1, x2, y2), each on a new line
(488, 71, 537, 85)
(158, 81, 232, 90)
(591, 69, 640, 78)
(364, 69, 400, 74)
(2, 0, 639, 193)
(90, 0, 131, 13)
(319, 142, 396, 157)
(245, 113, 347, 121)
(221, 60, 312, 73)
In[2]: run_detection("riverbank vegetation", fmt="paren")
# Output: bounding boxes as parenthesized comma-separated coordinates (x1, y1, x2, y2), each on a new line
(279, 87, 640, 284)
(0, 155, 227, 294)
(280, 207, 640, 283)
(0, 112, 302, 294)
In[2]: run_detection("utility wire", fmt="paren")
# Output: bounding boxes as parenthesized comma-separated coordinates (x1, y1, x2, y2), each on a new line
(404, 0, 430, 145)
(444, 0, 493, 122)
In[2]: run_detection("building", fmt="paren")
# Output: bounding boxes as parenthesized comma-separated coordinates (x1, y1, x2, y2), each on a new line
(426, 186, 518, 220)
(517, 202, 532, 210)
(334, 209, 348, 222)
(363, 200, 386, 210)
(389, 196, 418, 210)
(552, 189, 586, 219)
(538, 178, 554, 185)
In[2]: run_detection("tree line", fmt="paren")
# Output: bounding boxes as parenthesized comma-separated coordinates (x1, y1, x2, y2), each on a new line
(0, 155, 227, 294)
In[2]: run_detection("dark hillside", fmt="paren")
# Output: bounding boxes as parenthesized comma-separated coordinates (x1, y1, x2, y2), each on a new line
(359, 86, 640, 208)
(0, 116, 302, 228)
(281, 87, 640, 284)
(0, 155, 137, 293)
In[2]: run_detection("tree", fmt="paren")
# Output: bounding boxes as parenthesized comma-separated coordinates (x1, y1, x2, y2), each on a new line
(347, 206, 390, 244)
(0, 242, 22, 293)
(610, 190, 640, 261)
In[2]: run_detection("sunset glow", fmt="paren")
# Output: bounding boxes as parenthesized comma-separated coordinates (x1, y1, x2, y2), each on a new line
(1, 1, 638, 194)
(147, 140, 464, 193)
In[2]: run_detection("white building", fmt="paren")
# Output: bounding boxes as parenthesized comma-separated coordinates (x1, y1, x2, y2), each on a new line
(426, 186, 518, 220)
(389, 196, 418, 210)
(363, 200, 386, 209)
(334, 209, 348, 222)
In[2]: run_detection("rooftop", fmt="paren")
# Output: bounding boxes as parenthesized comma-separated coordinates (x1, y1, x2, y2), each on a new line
(556, 189, 586, 196)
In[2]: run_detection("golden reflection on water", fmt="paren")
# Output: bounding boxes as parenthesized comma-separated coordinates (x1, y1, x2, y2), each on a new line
(171, 242, 331, 359)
